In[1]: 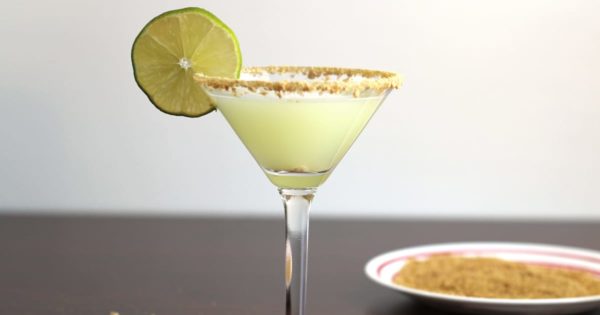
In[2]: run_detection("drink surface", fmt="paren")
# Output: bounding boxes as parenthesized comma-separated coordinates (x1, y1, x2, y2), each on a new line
(215, 94, 383, 188)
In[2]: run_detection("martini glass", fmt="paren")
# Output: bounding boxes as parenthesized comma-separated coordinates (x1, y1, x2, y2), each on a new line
(194, 66, 400, 315)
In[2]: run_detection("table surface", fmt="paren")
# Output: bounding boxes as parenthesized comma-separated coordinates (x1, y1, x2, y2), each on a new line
(1, 216, 599, 315)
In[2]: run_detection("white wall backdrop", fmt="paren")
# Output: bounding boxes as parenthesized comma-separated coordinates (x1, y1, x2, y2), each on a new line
(1, 0, 600, 219)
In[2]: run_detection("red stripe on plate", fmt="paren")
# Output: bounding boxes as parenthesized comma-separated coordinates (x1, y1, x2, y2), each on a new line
(376, 247, 600, 276)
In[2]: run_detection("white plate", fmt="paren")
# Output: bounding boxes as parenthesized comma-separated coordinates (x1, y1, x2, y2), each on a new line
(365, 242, 600, 315)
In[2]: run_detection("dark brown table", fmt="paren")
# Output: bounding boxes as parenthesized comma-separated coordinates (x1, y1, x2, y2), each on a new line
(1, 216, 599, 315)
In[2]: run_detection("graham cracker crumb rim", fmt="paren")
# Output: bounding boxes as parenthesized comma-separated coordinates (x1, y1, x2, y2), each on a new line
(193, 66, 401, 96)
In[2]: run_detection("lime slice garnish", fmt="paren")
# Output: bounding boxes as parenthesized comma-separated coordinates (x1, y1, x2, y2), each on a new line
(132, 8, 242, 117)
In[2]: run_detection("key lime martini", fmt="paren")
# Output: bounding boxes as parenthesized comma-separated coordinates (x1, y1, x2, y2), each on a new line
(196, 67, 397, 189)
(132, 8, 401, 315)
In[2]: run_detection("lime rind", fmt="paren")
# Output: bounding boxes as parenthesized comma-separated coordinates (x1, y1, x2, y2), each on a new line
(132, 7, 242, 117)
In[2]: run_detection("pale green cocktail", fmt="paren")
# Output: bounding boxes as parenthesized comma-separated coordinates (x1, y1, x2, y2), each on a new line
(215, 92, 382, 188)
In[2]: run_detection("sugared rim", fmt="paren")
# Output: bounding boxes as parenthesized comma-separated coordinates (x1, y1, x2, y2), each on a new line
(193, 66, 401, 97)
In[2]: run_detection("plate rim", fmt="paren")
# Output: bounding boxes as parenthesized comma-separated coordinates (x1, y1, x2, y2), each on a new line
(364, 241, 600, 306)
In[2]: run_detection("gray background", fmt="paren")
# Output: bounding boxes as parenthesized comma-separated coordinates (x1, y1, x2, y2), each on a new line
(2, 0, 599, 218)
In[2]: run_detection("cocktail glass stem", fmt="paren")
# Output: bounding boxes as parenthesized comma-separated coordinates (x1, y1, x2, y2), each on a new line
(280, 188, 315, 315)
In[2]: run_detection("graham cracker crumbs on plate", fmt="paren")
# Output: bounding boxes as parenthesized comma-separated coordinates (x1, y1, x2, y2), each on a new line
(394, 255, 600, 299)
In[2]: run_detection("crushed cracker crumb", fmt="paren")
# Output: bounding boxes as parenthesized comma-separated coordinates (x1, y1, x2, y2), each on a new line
(194, 66, 401, 98)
